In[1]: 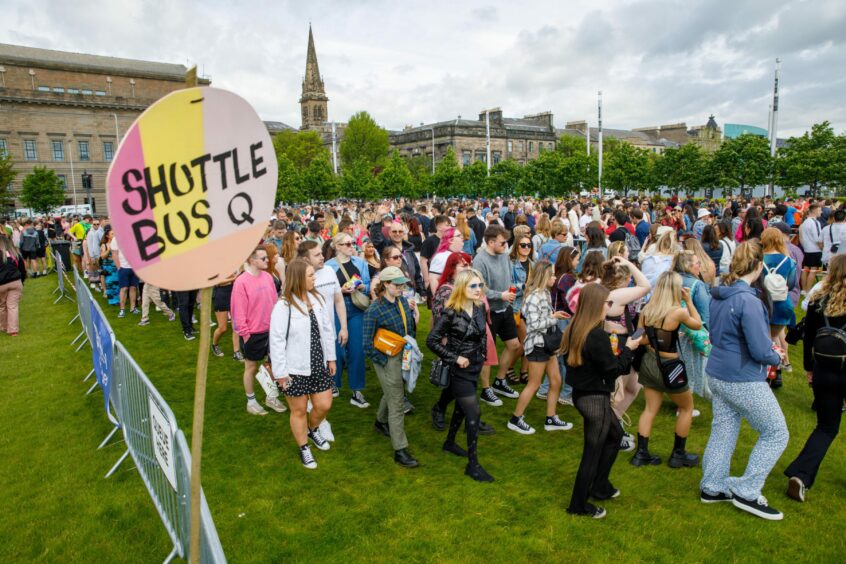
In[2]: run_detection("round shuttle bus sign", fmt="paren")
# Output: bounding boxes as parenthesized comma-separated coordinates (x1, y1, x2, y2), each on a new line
(106, 87, 277, 291)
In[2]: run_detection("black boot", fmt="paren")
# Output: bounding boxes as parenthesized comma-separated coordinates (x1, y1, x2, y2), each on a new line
(431, 403, 446, 431)
(668, 434, 699, 468)
(478, 420, 496, 435)
(394, 448, 419, 468)
(464, 417, 494, 481)
(630, 434, 661, 466)
(374, 420, 391, 437)
(443, 405, 465, 455)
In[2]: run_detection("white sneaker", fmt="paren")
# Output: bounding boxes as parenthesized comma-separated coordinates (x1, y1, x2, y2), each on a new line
(246, 401, 268, 416)
(481, 388, 503, 407)
(265, 397, 287, 413)
(308, 427, 331, 451)
(676, 409, 701, 418)
(299, 445, 317, 469)
(318, 419, 335, 442)
(558, 397, 574, 406)
(350, 391, 370, 408)
(619, 432, 636, 452)
(507, 415, 536, 435)
(544, 415, 574, 431)
(535, 391, 548, 400)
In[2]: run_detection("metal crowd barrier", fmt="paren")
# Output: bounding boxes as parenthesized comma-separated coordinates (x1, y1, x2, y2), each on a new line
(58, 274, 226, 562)
(52, 250, 75, 305)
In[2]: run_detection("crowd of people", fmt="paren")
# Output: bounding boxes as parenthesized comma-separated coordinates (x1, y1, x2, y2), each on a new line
(3, 191, 846, 521)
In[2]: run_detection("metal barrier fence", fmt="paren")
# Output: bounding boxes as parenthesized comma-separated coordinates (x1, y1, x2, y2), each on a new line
(64, 274, 226, 563)
(52, 250, 74, 305)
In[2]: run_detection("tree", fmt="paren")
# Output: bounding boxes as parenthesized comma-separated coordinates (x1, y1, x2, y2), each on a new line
(519, 150, 566, 196)
(406, 154, 433, 197)
(487, 159, 522, 197)
(340, 158, 376, 201)
(377, 151, 416, 199)
(339, 111, 389, 171)
(273, 130, 328, 171)
(461, 160, 488, 197)
(0, 153, 17, 212)
(431, 146, 465, 198)
(777, 121, 842, 198)
(602, 141, 653, 197)
(275, 153, 305, 204)
(300, 153, 338, 202)
(21, 166, 65, 214)
(655, 143, 705, 196)
(711, 134, 771, 197)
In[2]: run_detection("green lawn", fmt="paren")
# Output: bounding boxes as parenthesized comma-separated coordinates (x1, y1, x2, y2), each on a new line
(2, 276, 845, 562)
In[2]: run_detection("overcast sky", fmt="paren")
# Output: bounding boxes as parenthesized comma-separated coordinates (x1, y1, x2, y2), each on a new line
(3, 0, 844, 137)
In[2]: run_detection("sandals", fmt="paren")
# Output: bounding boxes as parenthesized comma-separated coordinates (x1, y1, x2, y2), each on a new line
(505, 369, 520, 385)
(519, 371, 529, 384)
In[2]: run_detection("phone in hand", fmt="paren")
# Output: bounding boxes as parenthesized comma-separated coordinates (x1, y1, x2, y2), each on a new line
(630, 328, 645, 340)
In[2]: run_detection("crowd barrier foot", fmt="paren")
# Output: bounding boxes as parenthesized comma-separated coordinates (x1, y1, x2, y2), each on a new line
(75, 336, 89, 352)
(104, 448, 129, 479)
(83, 368, 95, 383)
(68, 313, 80, 325)
(51, 285, 60, 296)
(163, 544, 179, 564)
(71, 330, 85, 346)
(85, 382, 98, 395)
(98, 425, 121, 449)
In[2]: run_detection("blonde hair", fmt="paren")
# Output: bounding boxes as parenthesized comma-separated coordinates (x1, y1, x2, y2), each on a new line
(455, 213, 471, 239)
(600, 259, 631, 291)
(641, 271, 682, 328)
(682, 238, 716, 285)
(524, 261, 554, 298)
(722, 240, 763, 286)
(445, 269, 482, 312)
(512, 225, 531, 242)
(761, 227, 788, 255)
(331, 232, 353, 249)
(811, 254, 846, 317)
(654, 230, 678, 256)
(607, 240, 627, 260)
(535, 213, 552, 237)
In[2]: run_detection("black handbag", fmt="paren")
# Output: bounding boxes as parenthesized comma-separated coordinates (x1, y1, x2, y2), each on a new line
(429, 309, 473, 388)
(542, 323, 563, 354)
(786, 317, 805, 345)
(646, 326, 688, 391)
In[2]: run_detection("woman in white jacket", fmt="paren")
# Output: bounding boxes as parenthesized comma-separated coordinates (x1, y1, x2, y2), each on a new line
(270, 259, 337, 469)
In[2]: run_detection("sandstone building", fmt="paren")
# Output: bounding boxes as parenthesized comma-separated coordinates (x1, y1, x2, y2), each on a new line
(0, 43, 210, 214)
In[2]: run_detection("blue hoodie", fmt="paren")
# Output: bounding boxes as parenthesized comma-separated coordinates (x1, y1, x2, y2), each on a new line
(706, 281, 781, 383)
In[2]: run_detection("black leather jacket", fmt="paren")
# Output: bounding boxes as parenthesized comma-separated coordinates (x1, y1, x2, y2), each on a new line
(426, 303, 488, 366)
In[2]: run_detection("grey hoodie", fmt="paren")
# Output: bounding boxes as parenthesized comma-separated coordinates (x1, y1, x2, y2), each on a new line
(706, 281, 781, 383)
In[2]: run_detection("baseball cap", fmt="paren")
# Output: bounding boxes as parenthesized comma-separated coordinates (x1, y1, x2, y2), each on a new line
(771, 222, 791, 235)
(380, 266, 410, 285)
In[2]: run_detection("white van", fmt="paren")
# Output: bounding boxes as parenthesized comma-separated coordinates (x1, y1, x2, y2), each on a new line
(58, 204, 93, 216)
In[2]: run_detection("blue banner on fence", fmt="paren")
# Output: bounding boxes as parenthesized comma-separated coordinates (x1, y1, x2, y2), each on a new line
(90, 299, 114, 413)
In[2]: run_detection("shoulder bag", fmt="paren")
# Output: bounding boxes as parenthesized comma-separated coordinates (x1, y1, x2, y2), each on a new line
(373, 300, 408, 356)
(680, 281, 712, 355)
(338, 261, 371, 311)
(645, 326, 689, 391)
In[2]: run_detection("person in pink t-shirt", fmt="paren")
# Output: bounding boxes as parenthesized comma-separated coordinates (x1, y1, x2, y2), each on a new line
(231, 246, 287, 416)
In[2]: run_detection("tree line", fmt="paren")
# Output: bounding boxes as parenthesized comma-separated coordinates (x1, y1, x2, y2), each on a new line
(2, 116, 844, 216)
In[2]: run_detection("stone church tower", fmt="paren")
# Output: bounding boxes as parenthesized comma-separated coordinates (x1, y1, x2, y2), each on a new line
(299, 25, 328, 130)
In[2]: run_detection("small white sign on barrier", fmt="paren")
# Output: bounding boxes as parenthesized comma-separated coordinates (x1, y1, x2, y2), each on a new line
(149, 396, 177, 490)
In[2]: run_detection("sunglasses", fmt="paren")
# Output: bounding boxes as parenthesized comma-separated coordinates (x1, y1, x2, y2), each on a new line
(387, 255, 402, 260)
(257, 256, 269, 261)
(518, 243, 532, 249)
(337, 242, 353, 247)
(390, 230, 404, 234)
(468, 283, 484, 289)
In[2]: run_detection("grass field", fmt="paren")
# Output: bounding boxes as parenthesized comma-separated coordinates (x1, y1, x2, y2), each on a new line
(2, 275, 845, 562)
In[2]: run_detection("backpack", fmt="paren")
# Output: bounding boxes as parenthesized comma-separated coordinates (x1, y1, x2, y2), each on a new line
(762, 255, 790, 302)
(719, 239, 735, 273)
(20, 230, 38, 253)
(538, 241, 561, 263)
(624, 230, 641, 262)
(813, 300, 846, 370)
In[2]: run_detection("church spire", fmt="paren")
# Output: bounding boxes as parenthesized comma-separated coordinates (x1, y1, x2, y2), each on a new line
(300, 24, 328, 130)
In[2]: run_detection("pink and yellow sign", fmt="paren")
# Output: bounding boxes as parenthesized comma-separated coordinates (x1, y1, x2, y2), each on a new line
(106, 87, 276, 291)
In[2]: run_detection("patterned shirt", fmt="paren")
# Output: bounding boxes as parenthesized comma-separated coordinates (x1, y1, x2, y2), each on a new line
(363, 296, 417, 366)
(520, 290, 558, 355)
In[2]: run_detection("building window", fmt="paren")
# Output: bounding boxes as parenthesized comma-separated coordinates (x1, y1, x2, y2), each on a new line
(103, 142, 114, 162)
(95, 90, 106, 96)
(462, 151, 471, 166)
(57, 175, 67, 191)
(24, 140, 38, 161)
(493, 151, 501, 164)
(529, 141, 534, 153)
(518, 140, 524, 151)
(68, 88, 79, 94)
(52, 140, 64, 161)
(37, 85, 50, 92)
(0, 139, 7, 158)
(507, 140, 513, 153)
(52, 87, 64, 93)
(549, 142, 555, 150)
(475, 151, 486, 163)
(78, 141, 90, 161)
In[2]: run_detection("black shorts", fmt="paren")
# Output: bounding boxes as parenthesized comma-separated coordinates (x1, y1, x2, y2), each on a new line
(213, 285, 233, 312)
(35, 247, 46, 258)
(489, 307, 518, 342)
(526, 348, 553, 362)
(240, 331, 269, 362)
(21, 250, 37, 260)
(803, 252, 822, 269)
